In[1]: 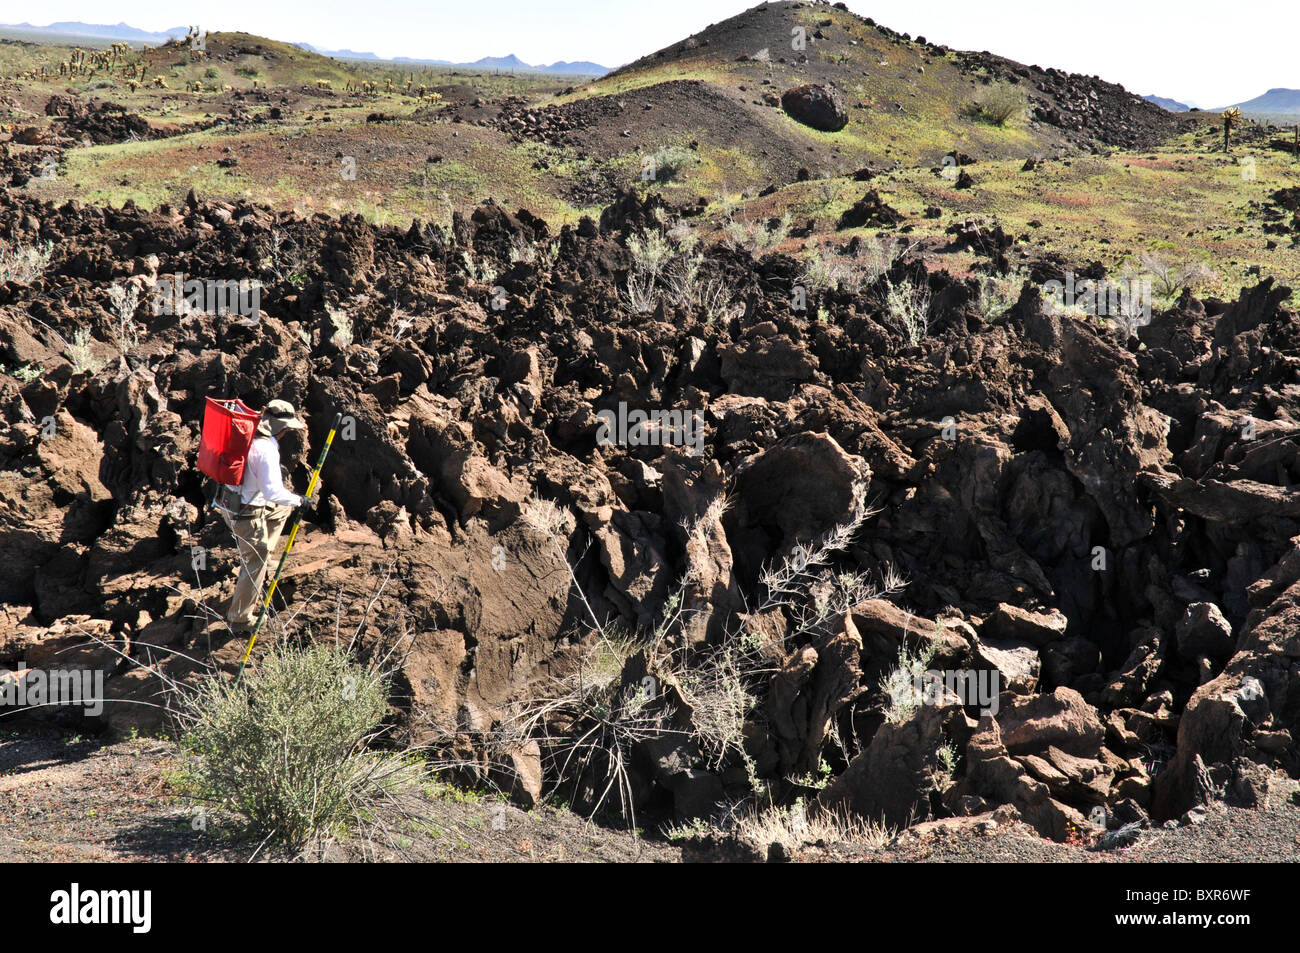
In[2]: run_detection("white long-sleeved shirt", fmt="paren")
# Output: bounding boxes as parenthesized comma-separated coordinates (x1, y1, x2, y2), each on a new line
(239, 435, 302, 508)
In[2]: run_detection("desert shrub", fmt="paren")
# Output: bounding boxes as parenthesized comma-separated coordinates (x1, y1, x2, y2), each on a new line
(935, 741, 959, 782)
(327, 305, 354, 347)
(2, 363, 39, 382)
(675, 624, 756, 769)
(623, 271, 660, 314)
(723, 214, 791, 256)
(732, 798, 892, 850)
(969, 84, 1025, 127)
(660, 253, 743, 323)
(722, 219, 751, 250)
(800, 236, 907, 297)
(1138, 251, 1215, 300)
(882, 278, 931, 345)
(665, 797, 892, 849)
(662, 252, 703, 306)
(387, 300, 413, 340)
(66, 327, 102, 374)
(0, 241, 54, 284)
(459, 251, 497, 286)
(626, 229, 673, 279)
(665, 218, 698, 252)
(1111, 285, 1153, 338)
(752, 213, 791, 254)
(503, 484, 903, 825)
(644, 144, 699, 183)
(859, 234, 906, 284)
(621, 229, 668, 314)
(175, 641, 411, 847)
(800, 248, 858, 294)
(694, 275, 745, 324)
(879, 637, 937, 725)
(977, 271, 1024, 321)
(262, 228, 309, 286)
(622, 227, 742, 321)
(107, 283, 141, 351)
(508, 231, 537, 264)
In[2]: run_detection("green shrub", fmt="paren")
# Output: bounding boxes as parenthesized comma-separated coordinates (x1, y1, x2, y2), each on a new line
(879, 637, 937, 724)
(626, 229, 673, 278)
(723, 214, 791, 256)
(977, 271, 1024, 321)
(969, 84, 1025, 127)
(66, 327, 103, 374)
(0, 241, 53, 284)
(177, 641, 408, 847)
(644, 144, 699, 183)
(2, 363, 39, 382)
(882, 278, 931, 346)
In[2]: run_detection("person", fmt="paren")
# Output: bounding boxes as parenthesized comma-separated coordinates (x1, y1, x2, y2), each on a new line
(221, 400, 319, 634)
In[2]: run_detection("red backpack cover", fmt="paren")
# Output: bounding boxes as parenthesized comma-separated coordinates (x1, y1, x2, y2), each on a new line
(198, 397, 260, 487)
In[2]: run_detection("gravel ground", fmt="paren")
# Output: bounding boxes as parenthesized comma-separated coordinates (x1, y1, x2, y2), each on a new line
(799, 799, 1300, 863)
(2, 722, 1297, 863)
(0, 722, 674, 862)
(0, 724, 250, 862)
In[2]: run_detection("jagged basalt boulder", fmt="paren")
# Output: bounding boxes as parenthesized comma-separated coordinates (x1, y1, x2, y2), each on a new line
(820, 689, 965, 828)
(780, 83, 849, 132)
(837, 190, 902, 229)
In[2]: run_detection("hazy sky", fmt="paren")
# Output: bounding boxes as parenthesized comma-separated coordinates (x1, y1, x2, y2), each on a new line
(2, 0, 1293, 106)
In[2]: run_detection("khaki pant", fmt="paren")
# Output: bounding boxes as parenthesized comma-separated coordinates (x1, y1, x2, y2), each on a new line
(222, 503, 294, 626)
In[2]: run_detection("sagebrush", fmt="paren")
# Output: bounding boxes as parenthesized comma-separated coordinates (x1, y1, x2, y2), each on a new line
(175, 641, 414, 847)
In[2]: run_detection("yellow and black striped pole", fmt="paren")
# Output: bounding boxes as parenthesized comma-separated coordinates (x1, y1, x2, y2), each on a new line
(235, 412, 343, 681)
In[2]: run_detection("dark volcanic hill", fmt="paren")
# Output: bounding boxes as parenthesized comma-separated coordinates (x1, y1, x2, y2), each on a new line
(594, 0, 1183, 159)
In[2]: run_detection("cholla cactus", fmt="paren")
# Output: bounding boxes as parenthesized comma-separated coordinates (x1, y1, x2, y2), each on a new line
(1222, 107, 1242, 153)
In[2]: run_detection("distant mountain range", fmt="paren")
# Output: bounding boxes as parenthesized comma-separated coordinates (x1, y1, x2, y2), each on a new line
(1144, 94, 1191, 112)
(1145, 88, 1300, 116)
(0, 21, 189, 43)
(1225, 88, 1300, 115)
(0, 20, 609, 76)
(291, 43, 608, 75)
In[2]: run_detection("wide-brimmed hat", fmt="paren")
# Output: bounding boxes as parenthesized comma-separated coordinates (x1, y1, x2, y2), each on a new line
(262, 399, 306, 432)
